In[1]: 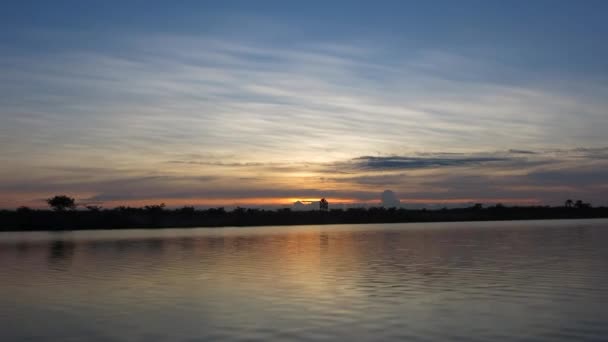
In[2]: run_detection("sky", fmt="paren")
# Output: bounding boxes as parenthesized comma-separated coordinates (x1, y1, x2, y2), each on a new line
(1, 1, 608, 208)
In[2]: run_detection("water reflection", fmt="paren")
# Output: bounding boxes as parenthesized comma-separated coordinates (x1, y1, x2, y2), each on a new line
(143, 238, 165, 253)
(178, 236, 195, 250)
(48, 240, 75, 267)
(16, 241, 30, 255)
(0, 220, 607, 341)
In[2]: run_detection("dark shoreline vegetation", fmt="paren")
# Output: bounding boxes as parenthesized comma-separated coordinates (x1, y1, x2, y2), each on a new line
(2, 201, 607, 232)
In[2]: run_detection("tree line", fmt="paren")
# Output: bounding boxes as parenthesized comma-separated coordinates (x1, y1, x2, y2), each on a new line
(0, 194, 606, 232)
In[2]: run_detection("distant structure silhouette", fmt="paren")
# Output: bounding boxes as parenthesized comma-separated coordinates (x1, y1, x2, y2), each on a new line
(574, 199, 591, 209)
(293, 201, 307, 211)
(293, 200, 322, 211)
(320, 198, 329, 211)
(381, 190, 400, 208)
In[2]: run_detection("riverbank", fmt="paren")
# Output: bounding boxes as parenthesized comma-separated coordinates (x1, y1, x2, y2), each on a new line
(2, 206, 607, 232)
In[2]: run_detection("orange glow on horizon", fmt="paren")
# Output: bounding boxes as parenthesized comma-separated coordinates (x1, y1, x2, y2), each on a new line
(93, 196, 541, 208)
(1, 192, 541, 209)
(287, 198, 360, 204)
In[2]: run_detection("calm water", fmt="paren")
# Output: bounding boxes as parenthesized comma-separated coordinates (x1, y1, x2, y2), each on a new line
(1, 219, 608, 341)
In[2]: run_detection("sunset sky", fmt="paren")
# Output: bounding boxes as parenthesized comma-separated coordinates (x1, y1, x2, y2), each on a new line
(1, 1, 608, 208)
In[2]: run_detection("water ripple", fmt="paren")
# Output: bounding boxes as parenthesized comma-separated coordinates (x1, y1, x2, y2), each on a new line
(1, 219, 608, 341)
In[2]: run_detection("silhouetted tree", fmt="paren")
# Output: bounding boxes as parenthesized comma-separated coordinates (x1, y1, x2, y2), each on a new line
(565, 199, 573, 208)
(233, 207, 246, 215)
(207, 207, 226, 216)
(46, 195, 76, 211)
(144, 203, 166, 213)
(320, 198, 329, 211)
(16, 206, 32, 213)
(177, 206, 195, 214)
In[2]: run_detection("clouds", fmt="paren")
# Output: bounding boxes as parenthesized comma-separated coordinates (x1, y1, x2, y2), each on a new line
(3, 31, 608, 167)
(348, 155, 509, 171)
(381, 190, 400, 208)
(1, 7, 608, 208)
(320, 149, 608, 205)
(1, 147, 606, 208)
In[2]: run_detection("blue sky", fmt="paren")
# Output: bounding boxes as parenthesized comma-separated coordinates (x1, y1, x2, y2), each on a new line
(1, 1, 608, 208)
